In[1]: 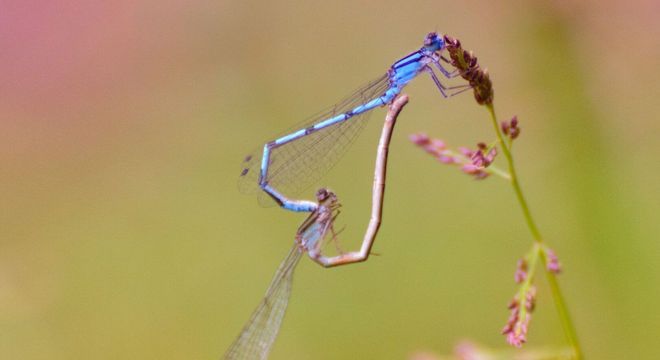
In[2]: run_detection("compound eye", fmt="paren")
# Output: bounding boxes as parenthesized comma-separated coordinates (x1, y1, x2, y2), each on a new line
(316, 188, 329, 201)
(424, 32, 438, 47)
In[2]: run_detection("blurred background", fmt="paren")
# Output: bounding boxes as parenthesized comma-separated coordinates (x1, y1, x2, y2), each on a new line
(1, 0, 659, 359)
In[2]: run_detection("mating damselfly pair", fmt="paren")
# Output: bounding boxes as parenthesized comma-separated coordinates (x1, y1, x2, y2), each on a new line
(226, 32, 467, 359)
(225, 95, 407, 360)
(238, 32, 466, 214)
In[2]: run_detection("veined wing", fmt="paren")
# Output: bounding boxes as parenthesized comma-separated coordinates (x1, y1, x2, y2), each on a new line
(223, 245, 302, 360)
(224, 197, 341, 359)
(238, 74, 390, 206)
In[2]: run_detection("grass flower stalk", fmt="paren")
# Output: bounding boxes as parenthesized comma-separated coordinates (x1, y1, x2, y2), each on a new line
(443, 35, 583, 359)
(486, 98, 582, 360)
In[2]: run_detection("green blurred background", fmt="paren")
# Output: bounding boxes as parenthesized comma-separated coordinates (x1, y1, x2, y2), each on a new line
(2, 0, 658, 359)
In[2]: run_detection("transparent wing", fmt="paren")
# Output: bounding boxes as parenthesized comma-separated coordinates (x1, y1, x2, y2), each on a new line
(223, 245, 302, 360)
(238, 74, 391, 206)
(224, 200, 340, 359)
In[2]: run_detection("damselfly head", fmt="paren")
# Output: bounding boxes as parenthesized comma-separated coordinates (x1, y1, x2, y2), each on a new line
(316, 188, 336, 203)
(424, 32, 445, 53)
(316, 188, 330, 201)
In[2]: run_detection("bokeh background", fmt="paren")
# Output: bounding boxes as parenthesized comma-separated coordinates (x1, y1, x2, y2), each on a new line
(2, 0, 659, 359)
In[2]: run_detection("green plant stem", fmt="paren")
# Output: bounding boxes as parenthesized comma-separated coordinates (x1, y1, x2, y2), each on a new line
(486, 104, 583, 360)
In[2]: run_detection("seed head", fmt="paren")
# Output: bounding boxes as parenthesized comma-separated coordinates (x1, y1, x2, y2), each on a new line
(501, 116, 521, 140)
(444, 35, 494, 105)
(514, 259, 528, 284)
(545, 247, 562, 274)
